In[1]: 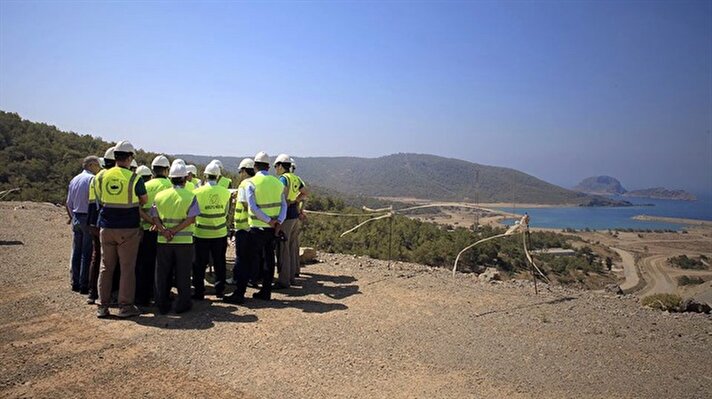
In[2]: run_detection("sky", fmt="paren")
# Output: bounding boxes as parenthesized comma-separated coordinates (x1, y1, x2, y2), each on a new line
(1, 0, 711, 193)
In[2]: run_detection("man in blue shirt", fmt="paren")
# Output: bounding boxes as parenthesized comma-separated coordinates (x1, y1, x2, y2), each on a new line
(66, 156, 101, 293)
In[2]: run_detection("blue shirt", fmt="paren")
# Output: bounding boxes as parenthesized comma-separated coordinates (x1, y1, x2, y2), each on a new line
(279, 174, 305, 220)
(98, 172, 147, 229)
(246, 171, 287, 225)
(66, 169, 94, 215)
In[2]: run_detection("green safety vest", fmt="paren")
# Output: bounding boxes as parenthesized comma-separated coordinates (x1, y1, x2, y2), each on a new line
(193, 183, 231, 238)
(248, 173, 283, 228)
(154, 187, 196, 244)
(233, 178, 251, 231)
(185, 180, 196, 192)
(282, 172, 304, 202)
(217, 175, 232, 189)
(97, 167, 140, 209)
(141, 177, 172, 230)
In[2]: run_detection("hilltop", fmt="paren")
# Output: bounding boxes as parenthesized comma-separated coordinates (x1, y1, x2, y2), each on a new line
(1, 201, 711, 399)
(573, 176, 627, 195)
(179, 153, 623, 205)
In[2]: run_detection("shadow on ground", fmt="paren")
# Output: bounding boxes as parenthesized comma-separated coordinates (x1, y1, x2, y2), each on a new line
(131, 301, 258, 330)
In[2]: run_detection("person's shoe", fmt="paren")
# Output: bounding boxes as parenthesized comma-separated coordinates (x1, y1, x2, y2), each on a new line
(223, 293, 245, 304)
(225, 277, 237, 285)
(96, 306, 110, 318)
(248, 280, 260, 288)
(191, 293, 205, 301)
(252, 291, 271, 301)
(117, 305, 141, 318)
(158, 306, 171, 315)
(71, 285, 80, 293)
(272, 283, 289, 291)
(80, 288, 89, 295)
(86, 297, 96, 305)
(215, 292, 224, 298)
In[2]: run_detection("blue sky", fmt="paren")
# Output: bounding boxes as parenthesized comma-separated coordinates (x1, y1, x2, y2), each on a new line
(1, 1, 710, 193)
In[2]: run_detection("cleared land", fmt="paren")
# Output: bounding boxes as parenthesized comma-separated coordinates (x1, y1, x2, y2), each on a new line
(1, 202, 712, 399)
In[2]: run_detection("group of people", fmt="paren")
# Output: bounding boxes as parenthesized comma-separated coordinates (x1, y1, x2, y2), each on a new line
(65, 140, 307, 318)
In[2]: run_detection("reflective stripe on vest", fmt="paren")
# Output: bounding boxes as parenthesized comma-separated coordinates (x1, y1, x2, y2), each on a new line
(141, 177, 172, 230)
(154, 187, 196, 244)
(98, 167, 139, 209)
(193, 184, 230, 238)
(248, 173, 283, 228)
(233, 178, 251, 231)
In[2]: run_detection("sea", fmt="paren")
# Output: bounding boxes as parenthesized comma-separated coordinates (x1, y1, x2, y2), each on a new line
(497, 194, 712, 230)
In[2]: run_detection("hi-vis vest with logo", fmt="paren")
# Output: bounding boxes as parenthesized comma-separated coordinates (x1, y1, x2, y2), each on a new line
(234, 178, 251, 231)
(194, 183, 231, 238)
(154, 187, 196, 244)
(248, 173, 283, 228)
(217, 175, 232, 189)
(97, 167, 140, 209)
(281, 172, 303, 202)
(141, 177, 172, 230)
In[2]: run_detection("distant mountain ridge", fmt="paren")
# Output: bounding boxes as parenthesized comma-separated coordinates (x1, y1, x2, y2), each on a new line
(178, 153, 624, 205)
(574, 175, 697, 201)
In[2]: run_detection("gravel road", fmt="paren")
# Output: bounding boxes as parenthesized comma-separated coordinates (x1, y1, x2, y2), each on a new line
(1, 202, 711, 399)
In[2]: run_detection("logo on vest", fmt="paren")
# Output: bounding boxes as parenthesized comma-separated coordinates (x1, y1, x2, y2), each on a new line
(209, 193, 221, 205)
(106, 178, 125, 196)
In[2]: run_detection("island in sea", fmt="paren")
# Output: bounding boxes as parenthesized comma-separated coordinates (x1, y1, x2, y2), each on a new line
(574, 176, 696, 201)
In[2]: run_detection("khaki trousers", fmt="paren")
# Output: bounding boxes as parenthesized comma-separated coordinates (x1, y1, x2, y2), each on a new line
(277, 218, 299, 287)
(98, 228, 141, 307)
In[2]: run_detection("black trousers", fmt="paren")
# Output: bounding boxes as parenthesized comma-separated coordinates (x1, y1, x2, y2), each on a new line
(231, 229, 251, 281)
(235, 228, 276, 298)
(135, 230, 158, 304)
(193, 236, 227, 296)
(155, 243, 193, 313)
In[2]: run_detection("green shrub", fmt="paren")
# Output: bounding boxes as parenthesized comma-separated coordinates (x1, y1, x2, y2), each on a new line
(669, 255, 707, 270)
(641, 294, 682, 311)
(677, 276, 704, 286)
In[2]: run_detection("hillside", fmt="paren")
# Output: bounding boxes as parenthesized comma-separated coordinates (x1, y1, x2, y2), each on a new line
(624, 187, 697, 201)
(179, 153, 605, 205)
(573, 175, 627, 195)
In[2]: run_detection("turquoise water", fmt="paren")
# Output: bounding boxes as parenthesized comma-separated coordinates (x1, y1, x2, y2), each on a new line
(497, 194, 712, 230)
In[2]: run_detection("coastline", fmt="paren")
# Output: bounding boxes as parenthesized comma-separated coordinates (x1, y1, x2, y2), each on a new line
(632, 214, 712, 227)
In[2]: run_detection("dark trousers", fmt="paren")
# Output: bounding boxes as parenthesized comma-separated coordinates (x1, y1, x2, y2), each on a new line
(70, 213, 92, 290)
(232, 230, 253, 299)
(88, 232, 101, 300)
(193, 236, 227, 296)
(135, 230, 158, 304)
(155, 243, 193, 313)
(248, 228, 277, 296)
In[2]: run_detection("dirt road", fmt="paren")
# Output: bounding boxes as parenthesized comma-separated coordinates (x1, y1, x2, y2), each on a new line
(2, 202, 712, 399)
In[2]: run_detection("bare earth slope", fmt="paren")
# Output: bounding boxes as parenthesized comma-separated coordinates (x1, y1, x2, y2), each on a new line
(1, 202, 711, 399)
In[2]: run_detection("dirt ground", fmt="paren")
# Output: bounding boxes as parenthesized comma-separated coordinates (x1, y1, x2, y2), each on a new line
(1, 202, 712, 399)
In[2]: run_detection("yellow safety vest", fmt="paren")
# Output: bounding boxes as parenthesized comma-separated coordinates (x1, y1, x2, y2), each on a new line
(97, 167, 140, 209)
(193, 183, 231, 238)
(154, 187, 196, 244)
(217, 175, 232, 189)
(141, 177, 172, 230)
(282, 172, 304, 202)
(185, 180, 195, 192)
(248, 173, 283, 229)
(234, 178, 251, 231)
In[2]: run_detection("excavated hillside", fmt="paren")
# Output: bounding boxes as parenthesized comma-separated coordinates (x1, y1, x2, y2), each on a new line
(1, 202, 711, 399)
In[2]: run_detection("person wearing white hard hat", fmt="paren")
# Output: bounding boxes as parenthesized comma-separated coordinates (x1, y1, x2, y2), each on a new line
(273, 154, 309, 288)
(134, 154, 173, 306)
(210, 159, 232, 189)
(151, 162, 200, 314)
(66, 156, 101, 296)
(130, 159, 138, 172)
(224, 158, 256, 293)
(95, 140, 147, 318)
(86, 146, 115, 304)
(225, 151, 285, 303)
(191, 162, 231, 300)
(186, 164, 201, 189)
(135, 165, 152, 180)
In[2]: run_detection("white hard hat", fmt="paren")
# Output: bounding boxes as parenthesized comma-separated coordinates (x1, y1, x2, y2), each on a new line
(211, 159, 223, 169)
(99, 158, 106, 168)
(274, 153, 290, 165)
(168, 163, 188, 178)
(151, 155, 170, 168)
(114, 140, 135, 154)
(238, 158, 255, 170)
(104, 146, 115, 161)
(204, 163, 221, 176)
(136, 165, 152, 177)
(172, 158, 186, 167)
(130, 159, 138, 168)
(254, 151, 270, 164)
(186, 165, 198, 175)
